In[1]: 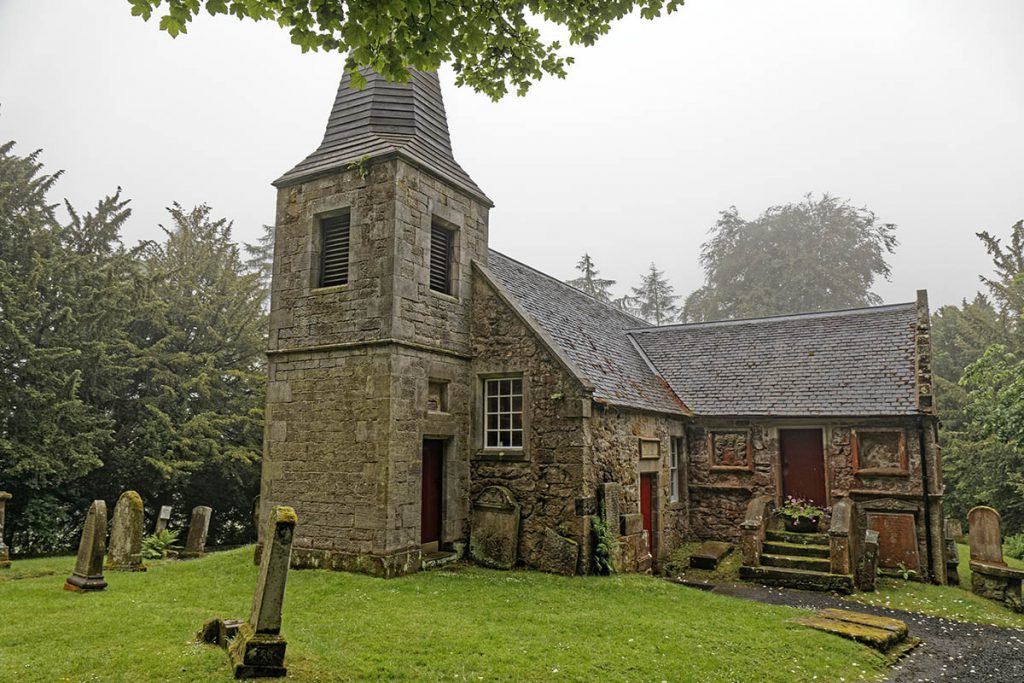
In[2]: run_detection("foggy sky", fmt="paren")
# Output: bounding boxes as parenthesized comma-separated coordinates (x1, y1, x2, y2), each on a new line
(1, 0, 1022, 310)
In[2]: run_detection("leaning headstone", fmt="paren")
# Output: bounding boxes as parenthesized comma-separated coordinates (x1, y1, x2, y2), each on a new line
(64, 500, 108, 592)
(0, 491, 12, 569)
(968, 506, 1004, 565)
(154, 505, 173, 534)
(107, 491, 146, 572)
(469, 486, 520, 569)
(181, 505, 212, 558)
(535, 527, 579, 576)
(229, 506, 297, 678)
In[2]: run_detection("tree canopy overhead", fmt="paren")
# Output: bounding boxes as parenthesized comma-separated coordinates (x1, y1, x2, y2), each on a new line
(683, 194, 898, 322)
(126, 0, 683, 99)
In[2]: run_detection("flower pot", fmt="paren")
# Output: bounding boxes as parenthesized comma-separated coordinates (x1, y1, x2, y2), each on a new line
(782, 516, 819, 533)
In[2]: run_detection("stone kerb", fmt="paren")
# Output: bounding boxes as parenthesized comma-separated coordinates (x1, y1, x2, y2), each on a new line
(182, 506, 213, 558)
(0, 491, 12, 569)
(469, 486, 520, 570)
(107, 491, 146, 572)
(64, 500, 108, 592)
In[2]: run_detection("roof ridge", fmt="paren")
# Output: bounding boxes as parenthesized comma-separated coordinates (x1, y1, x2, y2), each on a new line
(629, 301, 917, 333)
(488, 249, 651, 327)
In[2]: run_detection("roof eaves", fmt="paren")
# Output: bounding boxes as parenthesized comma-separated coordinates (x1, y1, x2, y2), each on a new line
(626, 332, 692, 416)
(472, 260, 596, 394)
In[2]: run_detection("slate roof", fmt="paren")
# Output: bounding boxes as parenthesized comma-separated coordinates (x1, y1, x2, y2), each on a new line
(628, 304, 922, 417)
(484, 251, 686, 415)
(275, 67, 490, 205)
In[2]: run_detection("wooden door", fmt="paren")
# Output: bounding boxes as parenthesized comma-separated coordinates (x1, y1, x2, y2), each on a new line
(421, 439, 444, 546)
(779, 428, 827, 506)
(640, 473, 655, 555)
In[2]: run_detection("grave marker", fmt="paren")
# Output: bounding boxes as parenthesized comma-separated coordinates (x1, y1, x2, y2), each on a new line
(182, 505, 212, 558)
(64, 500, 108, 592)
(107, 491, 146, 572)
(0, 491, 11, 569)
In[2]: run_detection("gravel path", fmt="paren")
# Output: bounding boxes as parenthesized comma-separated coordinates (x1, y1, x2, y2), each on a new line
(707, 583, 1024, 682)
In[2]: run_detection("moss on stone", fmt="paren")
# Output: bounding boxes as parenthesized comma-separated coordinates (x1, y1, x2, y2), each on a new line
(124, 490, 144, 512)
(272, 506, 298, 525)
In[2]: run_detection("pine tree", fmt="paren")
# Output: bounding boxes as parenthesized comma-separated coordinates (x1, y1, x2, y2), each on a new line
(244, 223, 275, 305)
(566, 253, 616, 302)
(631, 263, 679, 325)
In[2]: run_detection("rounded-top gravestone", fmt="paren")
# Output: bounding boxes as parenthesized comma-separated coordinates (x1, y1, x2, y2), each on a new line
(107, 491, 146, 572)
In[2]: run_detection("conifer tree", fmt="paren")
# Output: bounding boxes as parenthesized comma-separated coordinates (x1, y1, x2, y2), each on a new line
(244, 223, 276, 304)
(566, 253, 616, 302)
(631, 263, 679, 325)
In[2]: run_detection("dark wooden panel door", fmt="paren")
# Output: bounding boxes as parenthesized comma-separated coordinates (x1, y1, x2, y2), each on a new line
(640, 473, 655, 555)
(780, 428, 827, 506)
(421, 439, 444, 545)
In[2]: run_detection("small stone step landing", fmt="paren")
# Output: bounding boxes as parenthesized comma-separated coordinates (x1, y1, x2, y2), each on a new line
(740, 530, 854, 594)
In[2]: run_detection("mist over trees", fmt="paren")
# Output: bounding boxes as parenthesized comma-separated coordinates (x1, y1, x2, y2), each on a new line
(0, 138, 266, 554)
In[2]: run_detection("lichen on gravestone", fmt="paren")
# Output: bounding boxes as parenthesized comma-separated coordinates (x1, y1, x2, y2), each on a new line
(64, 500, 108, 592)
(107, 491, 146, 572)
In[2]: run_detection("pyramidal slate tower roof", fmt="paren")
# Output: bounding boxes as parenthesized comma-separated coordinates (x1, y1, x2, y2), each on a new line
(274, 66, 490, 205)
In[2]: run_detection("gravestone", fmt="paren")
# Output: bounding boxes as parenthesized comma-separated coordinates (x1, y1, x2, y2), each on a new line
(229, 506, 297, 678)
(181, 505, 212, 558)
(154, 505, 173, 534)
(64, 500, 108, 592)
(856, 529, 880, 592)
(535, 527, 579, 576)
(107, 491, 146, 572)
(598, 482, 622, 532)
(945, 518, 964, 544)
(967, 506, 1004, 564)
(469, 486, 520, 569)
(0, 491, 11, 569)
(690, 541, 733, 570)
(620, 513, 644, 536)
(944, 518, 961, 586)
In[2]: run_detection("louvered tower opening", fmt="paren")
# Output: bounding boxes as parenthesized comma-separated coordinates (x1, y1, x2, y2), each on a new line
(318, 214, 351, 287)
(429, 224, 454, 295)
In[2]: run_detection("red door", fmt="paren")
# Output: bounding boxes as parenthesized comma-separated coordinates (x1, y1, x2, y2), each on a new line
(780, 428, 827, 506)
(640, 474, 655, 555)
(421, 439, 444, 545)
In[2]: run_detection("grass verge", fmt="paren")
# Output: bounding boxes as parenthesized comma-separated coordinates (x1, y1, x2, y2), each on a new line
(0, 547, 888, 682)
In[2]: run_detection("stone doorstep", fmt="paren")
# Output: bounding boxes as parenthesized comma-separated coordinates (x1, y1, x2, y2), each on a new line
(793, 609, 913, 654)
(761, 540, 830, 558)
(421, 550, 460, 570)
(689, 541, 734, 570)
(764, 530, 830, 546)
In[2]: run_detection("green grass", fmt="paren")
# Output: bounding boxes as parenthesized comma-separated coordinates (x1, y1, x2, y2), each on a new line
(846, 544, 1024, 629)
(0, 547, 888, 682)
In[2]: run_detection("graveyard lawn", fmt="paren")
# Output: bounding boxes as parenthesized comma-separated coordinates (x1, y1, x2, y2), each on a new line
(0, 548, 888, 682)
(847, 544, 1024, 629)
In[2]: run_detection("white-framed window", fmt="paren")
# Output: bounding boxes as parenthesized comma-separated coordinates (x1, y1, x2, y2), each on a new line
(669, 436, 683, 503)
(483, 377, 523, 449)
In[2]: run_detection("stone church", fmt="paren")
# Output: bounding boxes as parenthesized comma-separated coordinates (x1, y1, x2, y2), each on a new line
(258, 66, 946, 585)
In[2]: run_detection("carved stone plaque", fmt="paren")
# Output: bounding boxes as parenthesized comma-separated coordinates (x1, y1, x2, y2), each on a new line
(867, 512, 920, 572)
(854, 430, 907, 472)
(708, 431, 752, 470)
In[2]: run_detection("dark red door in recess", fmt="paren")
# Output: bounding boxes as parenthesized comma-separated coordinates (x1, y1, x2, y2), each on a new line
(780, 428, 827, 506)
(421, 439, 444, 545)
(640, 473, 655, 555)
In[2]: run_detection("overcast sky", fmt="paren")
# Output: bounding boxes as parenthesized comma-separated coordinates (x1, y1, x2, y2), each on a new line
(1, 0, 1022, 309)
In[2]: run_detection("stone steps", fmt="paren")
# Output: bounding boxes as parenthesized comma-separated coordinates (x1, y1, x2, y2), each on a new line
(762, 540, 830, 558)
(739, 565, 854, 594)
(794, 608, 919, 655)
(760, 553, 832, 573)
(421, 550, 460, 570)
(765, 530, 829, 546)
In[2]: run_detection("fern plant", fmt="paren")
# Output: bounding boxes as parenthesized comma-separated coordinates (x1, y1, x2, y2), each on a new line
(1006, 533, 1024, 561)
(591, 507, 618, 575)
(142, 529, 179, 560)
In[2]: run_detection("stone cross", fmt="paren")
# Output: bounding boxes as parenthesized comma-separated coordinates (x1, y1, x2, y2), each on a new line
(968, 506, 1005, 565)
(0, 491, 12, 569)
(64, 500, 108, 592)
(107, 491, 146, 572)
(229, 505, 297, 678)
(182, 505, 212, 558)
(154, 505, 173, 534)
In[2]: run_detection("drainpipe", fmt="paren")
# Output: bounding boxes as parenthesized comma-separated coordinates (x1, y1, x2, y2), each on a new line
(917, 415, 936, 583)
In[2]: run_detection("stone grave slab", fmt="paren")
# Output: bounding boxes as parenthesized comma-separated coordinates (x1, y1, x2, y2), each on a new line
(689, 541, 734, 570)
(794, 608, 917, 654)
(469, 486, 520, 570)
(535, 527, 578, 576)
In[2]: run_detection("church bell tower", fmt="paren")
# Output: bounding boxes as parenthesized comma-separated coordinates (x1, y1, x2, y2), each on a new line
(261, 66, 491, 576)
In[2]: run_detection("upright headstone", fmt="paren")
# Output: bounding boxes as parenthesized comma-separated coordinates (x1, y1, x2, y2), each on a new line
(598, 482, 622, 532)
(64, 500, 108, 592)
(107, 491, 146, 572)
(945, 518, 964, 544)
(181, 505, 212, 558)
(154, 505, 173, 534)
(0, 491, 12, 569)
(229, 506, 297, 678)
(968, 506, 1005, 565)
(944, 518, 961, 586)
(469, 486, 520, 569)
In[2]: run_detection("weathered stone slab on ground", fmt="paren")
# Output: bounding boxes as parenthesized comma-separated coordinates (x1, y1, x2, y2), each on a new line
(469, 486, 520, 570)
(690, 541, 734, 570)
(155, 505, 173, 534)
(64, 500, 108, 592)
(534, 527, 578, 576)
(0, 491, 12, 569)
(229, 505, 297, 678)
(182, 505, 212, 558)
(107, 491, 146, 572)
(794, 608, 911, 652)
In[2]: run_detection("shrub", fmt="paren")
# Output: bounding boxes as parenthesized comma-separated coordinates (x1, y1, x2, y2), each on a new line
(591, 513, 617, 575)
(1006, 533, 1024, 561)
(142, 529, 179, 560)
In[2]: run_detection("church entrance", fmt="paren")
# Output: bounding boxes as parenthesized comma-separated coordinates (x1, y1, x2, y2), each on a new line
(780, 428, 827, 506)
(421, 439, 445, 551)
(640, 473, 656, 557)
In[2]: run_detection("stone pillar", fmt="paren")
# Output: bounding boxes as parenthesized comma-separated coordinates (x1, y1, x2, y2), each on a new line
(856, 529, 880, 592)
(229, 506, 297, 678)
(182, 506, 212, 558)
(0, 491, 11, 569)
(64, 500, 108, 592)
(107, 491, 147, 572)
(154, 505, 173, 534)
